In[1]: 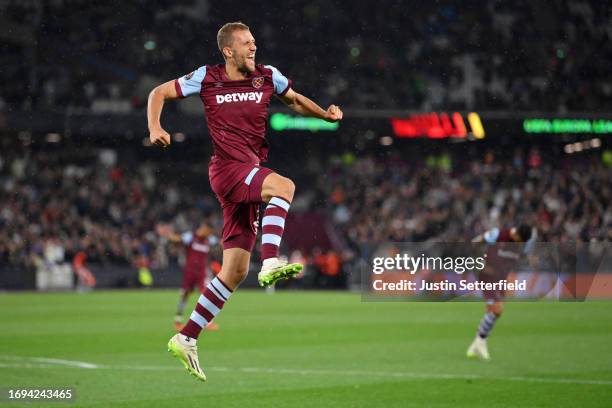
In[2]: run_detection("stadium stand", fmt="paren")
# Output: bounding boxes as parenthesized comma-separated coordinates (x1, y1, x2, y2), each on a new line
(1, 0, 611, 112)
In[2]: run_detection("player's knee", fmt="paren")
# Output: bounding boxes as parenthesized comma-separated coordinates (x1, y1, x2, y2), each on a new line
(282, 178, 295, 201)
(269, 176, 295, 202)
(225, 262, 248, 283)
(233, 265, 249, 283)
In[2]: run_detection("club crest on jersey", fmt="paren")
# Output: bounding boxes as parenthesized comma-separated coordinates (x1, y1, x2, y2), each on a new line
(252, 77, 264, 89)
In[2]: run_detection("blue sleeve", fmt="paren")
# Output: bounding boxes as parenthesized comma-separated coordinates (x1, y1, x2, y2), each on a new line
(181, 232, 194, 245)
(265, 65, 291, 95)
(175, 66, 206, 97)
(483, 228, 500, 244)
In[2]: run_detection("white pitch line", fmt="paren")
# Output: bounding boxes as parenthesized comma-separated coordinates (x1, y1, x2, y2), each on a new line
(0, 363, 63, 369)
(29, 357, 99, 369)
(0, 355, 99, 369)
(1, 355, 611, 386)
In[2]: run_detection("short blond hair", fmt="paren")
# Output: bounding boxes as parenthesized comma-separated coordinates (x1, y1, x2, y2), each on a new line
(217, 22, 250, 53)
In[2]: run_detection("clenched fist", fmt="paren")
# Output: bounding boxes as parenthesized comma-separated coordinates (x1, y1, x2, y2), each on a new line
(150, 127, 171, 147)
(325, 105, 343, 122)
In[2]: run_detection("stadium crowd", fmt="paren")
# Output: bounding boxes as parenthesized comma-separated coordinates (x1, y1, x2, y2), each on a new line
(1, 0, 610, 112)
(0, 142, 220, 270)
(1, 141, 609, 278)
(317, 150, 611, 263)
(1, 0, 610, 285)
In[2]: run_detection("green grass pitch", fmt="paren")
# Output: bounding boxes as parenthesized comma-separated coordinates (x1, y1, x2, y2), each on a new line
(1, 290, 611, 407)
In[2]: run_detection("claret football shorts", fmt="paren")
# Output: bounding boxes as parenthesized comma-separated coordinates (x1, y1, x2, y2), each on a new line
(209, 159, 274, 252)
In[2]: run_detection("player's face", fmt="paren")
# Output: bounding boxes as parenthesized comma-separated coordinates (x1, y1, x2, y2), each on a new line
(509, 228, 523, 242)
(196, 224, 211, 237)
(230, 30, 257, 73)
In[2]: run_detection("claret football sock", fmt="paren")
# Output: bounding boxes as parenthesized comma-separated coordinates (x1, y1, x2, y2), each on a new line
(261, 196, 291, 261)
(180, 276, 233, 339)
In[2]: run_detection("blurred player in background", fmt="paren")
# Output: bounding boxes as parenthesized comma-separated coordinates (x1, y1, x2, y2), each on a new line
(72, 250, 96, 292)
(147, 21, 343, 381)
(157, 222, 220, 331)
(467, 225, 536, 360)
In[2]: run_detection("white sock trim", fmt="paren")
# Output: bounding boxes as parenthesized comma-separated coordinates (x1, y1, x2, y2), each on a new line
(197, 294, 220, 316)
(189, 311, 208, 328)
(269, 197, 290, 211)
(262, 233, 282, 246)
(262, 215, 285, 228)
(210, 277, 232, 300)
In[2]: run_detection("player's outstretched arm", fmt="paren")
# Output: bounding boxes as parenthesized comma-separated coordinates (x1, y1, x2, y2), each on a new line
(278, 88, 343, 123)
(156, 224, 182, 244)
(147, 80, 180, 147)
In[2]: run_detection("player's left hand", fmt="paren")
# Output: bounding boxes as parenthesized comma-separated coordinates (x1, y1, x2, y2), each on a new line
(325, 105, 343, 122)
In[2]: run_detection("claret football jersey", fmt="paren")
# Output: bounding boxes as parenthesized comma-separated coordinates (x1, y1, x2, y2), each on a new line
(174, 64, 292, 164)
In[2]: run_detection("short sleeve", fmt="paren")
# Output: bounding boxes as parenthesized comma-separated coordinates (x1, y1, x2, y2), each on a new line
(265, 65, 292, 95)
(483, 228, 500, 244)
(174, 66, 206, 98)
(181, 231, 194, 245)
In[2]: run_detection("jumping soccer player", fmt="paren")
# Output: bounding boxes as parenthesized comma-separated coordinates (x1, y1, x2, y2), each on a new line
(147, 21, 343, 381)
(156, 222, 220, 331)
(466, 225, 536, 360)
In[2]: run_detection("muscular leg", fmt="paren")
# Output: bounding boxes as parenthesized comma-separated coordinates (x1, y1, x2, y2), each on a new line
(168, 162, 284, 381)
(217, 248, 251, 290)
(261, 173, 295, 203)
(179, 248, 250, 339)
